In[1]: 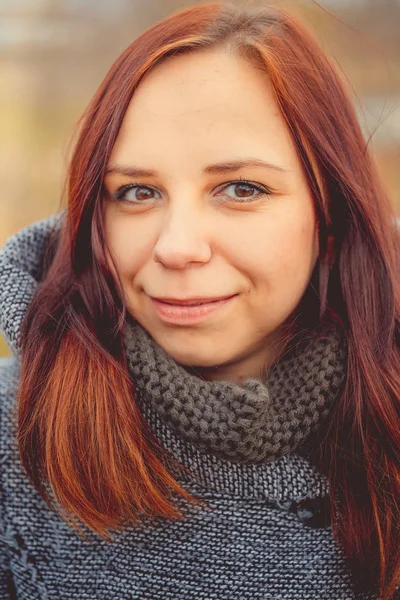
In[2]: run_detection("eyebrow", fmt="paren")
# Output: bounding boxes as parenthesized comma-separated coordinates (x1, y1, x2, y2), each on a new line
(104, 158, 290, 178)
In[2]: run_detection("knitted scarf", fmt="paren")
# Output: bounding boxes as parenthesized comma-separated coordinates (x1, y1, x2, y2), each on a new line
(123, 314, 347, 465)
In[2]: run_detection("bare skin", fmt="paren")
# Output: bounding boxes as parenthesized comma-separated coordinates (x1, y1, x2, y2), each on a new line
(103, 49, 319, 384)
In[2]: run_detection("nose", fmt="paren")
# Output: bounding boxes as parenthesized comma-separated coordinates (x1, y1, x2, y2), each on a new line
(152, 209, 212, 269)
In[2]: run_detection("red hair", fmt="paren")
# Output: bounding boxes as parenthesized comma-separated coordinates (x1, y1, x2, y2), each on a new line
(17, 2, 400, 598)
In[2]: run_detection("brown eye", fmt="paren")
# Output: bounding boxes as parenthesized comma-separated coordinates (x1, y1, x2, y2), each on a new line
(113, 184, 160, 204)
(134, 186, 154, 201)
(219, 180, 271, 203)
(234, 183, 257, 197)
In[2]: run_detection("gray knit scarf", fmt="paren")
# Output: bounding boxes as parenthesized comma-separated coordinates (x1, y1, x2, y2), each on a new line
(123, 314, 347, 465)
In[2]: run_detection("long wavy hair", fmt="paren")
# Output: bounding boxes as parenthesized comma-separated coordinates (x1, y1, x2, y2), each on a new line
(17, 2, 400, 598)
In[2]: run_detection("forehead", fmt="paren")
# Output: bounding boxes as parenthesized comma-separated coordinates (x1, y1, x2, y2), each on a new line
(109, 49, 299, 173)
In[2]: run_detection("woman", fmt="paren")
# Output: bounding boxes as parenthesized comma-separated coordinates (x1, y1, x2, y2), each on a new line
(0, 1, 399, 598)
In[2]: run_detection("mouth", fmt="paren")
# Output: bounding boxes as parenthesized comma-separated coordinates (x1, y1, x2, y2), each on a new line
(150, 295, 236, 306)
(148, 294, 238, 324)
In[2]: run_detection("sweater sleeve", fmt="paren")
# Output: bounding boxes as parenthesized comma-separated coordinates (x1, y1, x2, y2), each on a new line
(0, 549, 12, 600)
(0, 357, 19, 598)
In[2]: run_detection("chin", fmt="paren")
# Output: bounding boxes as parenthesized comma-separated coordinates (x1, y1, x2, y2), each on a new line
(142, 319, 238, 367)
(157, 338, 229, 368)
(170, 348, 226, 368)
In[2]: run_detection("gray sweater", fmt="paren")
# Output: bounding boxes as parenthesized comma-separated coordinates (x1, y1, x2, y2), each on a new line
(0, 215, 378, 599)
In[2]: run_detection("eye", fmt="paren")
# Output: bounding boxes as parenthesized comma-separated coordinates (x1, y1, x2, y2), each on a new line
(109, 178, 271, 205)
(217, 178, 271, 203)
(112, 183, 160, 204)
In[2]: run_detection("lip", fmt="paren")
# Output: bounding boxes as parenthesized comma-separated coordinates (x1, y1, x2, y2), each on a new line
(149, 295, 237, 325)
(151, 295, 233, 306)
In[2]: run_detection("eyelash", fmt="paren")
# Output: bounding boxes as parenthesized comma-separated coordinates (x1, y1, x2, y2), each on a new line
(111, 177, 272, 205)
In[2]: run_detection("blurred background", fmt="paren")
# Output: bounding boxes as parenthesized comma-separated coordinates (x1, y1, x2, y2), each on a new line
(1, 0, 400, 356)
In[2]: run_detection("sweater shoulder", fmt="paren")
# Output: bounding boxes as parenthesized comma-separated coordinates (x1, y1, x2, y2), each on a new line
(0, 357, 20, 442)
(0, 356, 20, 401)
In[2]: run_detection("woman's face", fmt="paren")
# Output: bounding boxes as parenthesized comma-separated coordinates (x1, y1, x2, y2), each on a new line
(103, 49, 319, 383)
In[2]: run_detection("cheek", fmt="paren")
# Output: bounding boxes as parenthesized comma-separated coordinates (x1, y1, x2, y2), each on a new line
(269, 218, 318, 294)
(103, 213, 149, 281)
(235, 211, 318, 291)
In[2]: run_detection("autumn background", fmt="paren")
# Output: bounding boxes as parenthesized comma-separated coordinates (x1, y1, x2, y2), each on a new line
(1, 0, 399, 356)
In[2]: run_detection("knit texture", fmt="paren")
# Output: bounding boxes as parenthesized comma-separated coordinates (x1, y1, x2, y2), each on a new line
(123, 314, 346, 464)
(0, 214, 381, 599)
